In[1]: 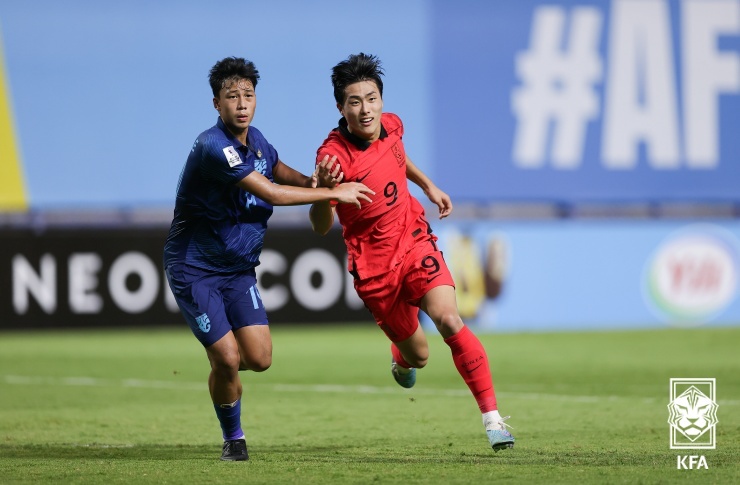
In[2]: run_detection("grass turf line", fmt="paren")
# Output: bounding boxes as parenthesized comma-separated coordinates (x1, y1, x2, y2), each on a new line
(0, 325, 738, 484)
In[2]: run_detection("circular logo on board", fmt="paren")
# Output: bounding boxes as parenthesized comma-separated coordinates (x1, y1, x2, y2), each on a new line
(645, 225, 739, 326)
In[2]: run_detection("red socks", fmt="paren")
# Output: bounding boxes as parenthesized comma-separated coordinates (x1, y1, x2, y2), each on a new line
(444, 325, 497, 413)
(391, 343, 413, 369)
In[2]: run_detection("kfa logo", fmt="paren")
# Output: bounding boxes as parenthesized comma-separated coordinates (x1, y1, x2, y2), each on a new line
(668, 378, 718, 449)
(677, 455, 708, 470)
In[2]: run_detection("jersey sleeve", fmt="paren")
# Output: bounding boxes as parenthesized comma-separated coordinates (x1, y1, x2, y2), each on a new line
(316, 134, 350, 207)
(316, 135, 350, 176)
(266, 142, 279, 171)
(200, 133, 254, 185)
(382, 112, 404, 138)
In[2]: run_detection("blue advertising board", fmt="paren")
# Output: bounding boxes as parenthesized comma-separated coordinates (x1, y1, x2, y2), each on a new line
(432, 0, 740, 202)
(424, 219, 740, 331)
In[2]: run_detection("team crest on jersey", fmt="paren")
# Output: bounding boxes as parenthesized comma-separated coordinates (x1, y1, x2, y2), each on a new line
(391, 143, 405, 167)
(255, 159, 267, 175)
(195, 313, 211, 333)
(222, 146, 243, 167)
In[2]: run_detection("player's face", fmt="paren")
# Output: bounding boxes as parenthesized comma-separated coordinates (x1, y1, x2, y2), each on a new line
(213, 78, 256, 141)
(338, 80, 383, 142)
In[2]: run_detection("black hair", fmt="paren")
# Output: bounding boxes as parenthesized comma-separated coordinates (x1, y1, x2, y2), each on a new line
(208, 57, 260, 97)
(331, 53, 384, 104)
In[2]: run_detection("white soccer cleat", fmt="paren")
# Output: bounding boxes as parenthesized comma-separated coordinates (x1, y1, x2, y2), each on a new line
(485, 415, 515, 451)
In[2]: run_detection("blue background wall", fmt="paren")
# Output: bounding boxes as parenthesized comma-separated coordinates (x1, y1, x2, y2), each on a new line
(0, 0, 433, 209)
(2, 0, 738, 209)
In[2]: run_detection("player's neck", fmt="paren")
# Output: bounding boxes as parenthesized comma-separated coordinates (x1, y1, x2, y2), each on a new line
(228, 127, 248, 146)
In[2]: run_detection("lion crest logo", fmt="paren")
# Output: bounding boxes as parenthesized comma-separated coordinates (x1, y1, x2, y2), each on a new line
(667, 385, 718, 442)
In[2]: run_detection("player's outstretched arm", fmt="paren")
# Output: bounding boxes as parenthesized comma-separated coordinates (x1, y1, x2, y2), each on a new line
(273, 155, 343, 188)
(309, 155, 344, 235)
(237, 170, 373, 208)
(405, 156, 453, 219)
(272, 159, 312, 187)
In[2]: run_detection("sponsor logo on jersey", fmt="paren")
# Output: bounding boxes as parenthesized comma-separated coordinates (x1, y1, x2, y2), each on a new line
(356, 169, 370, 182)
(223, 146, 243, 167)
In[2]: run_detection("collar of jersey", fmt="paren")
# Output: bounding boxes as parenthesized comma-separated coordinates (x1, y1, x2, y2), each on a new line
(217, 117, 262, 156)
(337, 117, 387, 151)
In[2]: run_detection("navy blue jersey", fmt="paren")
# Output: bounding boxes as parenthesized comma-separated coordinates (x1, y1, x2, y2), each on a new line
(164, 118, 278, 273)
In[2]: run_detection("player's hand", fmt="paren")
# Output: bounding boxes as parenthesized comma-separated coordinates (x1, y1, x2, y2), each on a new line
(425, 186, 453, 219)
(313, 155, 344, 188)
(333, 182, 374, 209)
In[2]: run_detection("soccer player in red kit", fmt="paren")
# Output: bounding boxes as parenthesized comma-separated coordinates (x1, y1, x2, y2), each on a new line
(309, 53, 515, 451)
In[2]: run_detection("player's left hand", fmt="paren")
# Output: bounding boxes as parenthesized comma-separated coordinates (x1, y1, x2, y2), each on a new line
(312, 155, 344, 188)
(425, 186, 453, 219)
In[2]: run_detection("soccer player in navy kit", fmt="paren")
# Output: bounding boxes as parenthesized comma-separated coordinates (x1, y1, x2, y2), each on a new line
(164, 57, 372, 461)
(309, 53, 515, 451)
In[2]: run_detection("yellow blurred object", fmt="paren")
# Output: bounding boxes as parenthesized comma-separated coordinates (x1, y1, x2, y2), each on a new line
(447, 233, 486, 319)
(0, 30, 27, 212)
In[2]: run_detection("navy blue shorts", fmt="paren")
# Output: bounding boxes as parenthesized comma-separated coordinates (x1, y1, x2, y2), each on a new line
(165, 263, 268, 347)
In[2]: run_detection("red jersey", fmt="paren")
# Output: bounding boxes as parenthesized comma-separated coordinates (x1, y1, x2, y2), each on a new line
(317, 113, 431, 279)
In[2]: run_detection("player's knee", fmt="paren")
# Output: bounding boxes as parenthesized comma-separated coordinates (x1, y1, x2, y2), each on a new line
(210, 350, 240, 376)
(239, 354, 272, 372)
(433, 311, 463, 336)
(405, 349, 429, 368)
(245, 358, 272, 373)
(409, 356, 428, 369)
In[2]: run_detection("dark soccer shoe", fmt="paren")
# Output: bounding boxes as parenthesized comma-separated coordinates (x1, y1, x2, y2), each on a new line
(220, 439, 249, 461)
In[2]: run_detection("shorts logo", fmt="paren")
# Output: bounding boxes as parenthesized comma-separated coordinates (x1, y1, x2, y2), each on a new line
(223, 146, 243, 167)
(668, 378, 718, 449)
(195, 313, 211, 333)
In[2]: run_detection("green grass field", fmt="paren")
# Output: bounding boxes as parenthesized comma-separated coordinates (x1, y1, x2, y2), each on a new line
(1, 324, 738, 484)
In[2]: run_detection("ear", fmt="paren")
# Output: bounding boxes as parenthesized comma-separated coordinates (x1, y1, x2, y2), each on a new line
(213, 97, 220, 112)
(336, 102, 343, 116)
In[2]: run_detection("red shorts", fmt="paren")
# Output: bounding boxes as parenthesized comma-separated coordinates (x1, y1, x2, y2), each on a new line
(354, 238, 455, 342)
